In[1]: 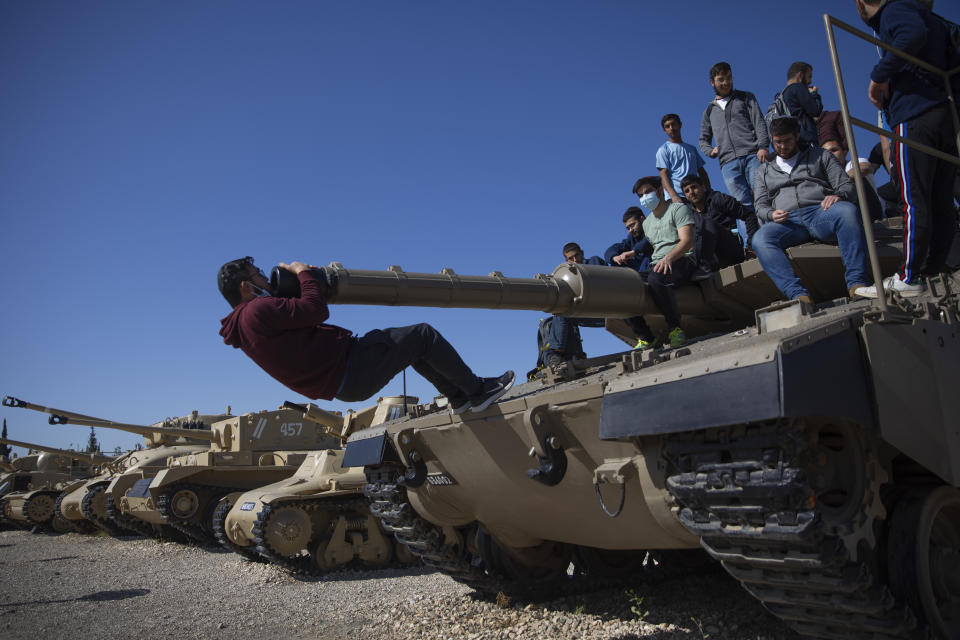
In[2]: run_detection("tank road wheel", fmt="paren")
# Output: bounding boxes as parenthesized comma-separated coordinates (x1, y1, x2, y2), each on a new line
(477, 528, 574, 588)
(169, 488, 201, 520)
(311, 536, 336, 572)
(574, 547, 648, 579)
(887, 486, 960, 639)
(23, 493, 56, 526)
(800, 421, 886, 559)
(394, 540, 416, 565)
(263, 507, 313, 558)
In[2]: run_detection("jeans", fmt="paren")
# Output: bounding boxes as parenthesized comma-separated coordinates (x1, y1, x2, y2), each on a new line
(720, 154, 762, 211)
(336, 323, 482, 402)
(548, 316, 604, 357)
(752, 202, 870, 300)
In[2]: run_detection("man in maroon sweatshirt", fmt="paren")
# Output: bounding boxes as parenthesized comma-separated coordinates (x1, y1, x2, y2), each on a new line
(217, 257, 514, 414)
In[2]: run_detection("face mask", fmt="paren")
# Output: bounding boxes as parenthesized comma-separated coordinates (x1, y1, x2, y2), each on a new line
(639, 192, 661, 211)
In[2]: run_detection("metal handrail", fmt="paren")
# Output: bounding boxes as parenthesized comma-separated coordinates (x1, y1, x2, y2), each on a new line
(824, 13, 960, 311)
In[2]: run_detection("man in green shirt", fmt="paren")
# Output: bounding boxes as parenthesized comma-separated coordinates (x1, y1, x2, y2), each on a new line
(632, 175, 697, 347)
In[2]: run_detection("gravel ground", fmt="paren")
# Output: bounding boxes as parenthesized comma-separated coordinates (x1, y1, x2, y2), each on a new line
(0, 529, 798, 640)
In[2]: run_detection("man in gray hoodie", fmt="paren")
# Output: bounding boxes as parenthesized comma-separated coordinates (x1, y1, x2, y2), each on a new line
(751, 118, 870, 303)
(699, 62, 770, 220)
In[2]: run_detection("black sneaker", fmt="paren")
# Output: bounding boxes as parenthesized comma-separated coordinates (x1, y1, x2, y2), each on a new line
(469, 371, 515, 413)
(448, 395, 472, 415)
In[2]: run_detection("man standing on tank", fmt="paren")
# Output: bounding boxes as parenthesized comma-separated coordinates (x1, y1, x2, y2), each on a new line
(780, 62, 823, 149)
(699, 62, 770, 248)
(217, 257, 514, 415)
(852, 0, 960, 298)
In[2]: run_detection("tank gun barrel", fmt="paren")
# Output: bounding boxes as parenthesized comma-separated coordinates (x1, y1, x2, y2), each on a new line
(2, 396, 216, 442)
(0, 437, 114, 464)
(318, 262, 651, 318)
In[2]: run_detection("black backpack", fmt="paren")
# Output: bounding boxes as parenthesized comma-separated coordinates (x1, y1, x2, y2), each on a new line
(764, 91, 792, 131)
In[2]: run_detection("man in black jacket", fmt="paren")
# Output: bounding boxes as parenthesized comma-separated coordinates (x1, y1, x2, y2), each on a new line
(681, 174, 758, 263)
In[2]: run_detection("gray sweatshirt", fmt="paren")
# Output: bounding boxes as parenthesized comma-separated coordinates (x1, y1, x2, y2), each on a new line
(753, 147, 856, 222)
(699, 90, 770, 165)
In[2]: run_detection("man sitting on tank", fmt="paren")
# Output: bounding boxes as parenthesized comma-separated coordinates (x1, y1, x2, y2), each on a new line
(603, 208, 660, 348)
(631, 176, 698, 348)
(680, 174, 758, 264)
(217, 257, 514, 415)
(751, 117, 870, 304)
(604, 206, 653, 274)
(541, 243, 657, 365)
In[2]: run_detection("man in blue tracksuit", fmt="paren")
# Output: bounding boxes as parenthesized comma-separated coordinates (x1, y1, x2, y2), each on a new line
(853, 0, 960, 298)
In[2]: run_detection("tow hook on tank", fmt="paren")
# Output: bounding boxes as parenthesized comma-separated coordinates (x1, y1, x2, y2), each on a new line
(398, 449, 427, 488)
(526, 435, 567, 486)
(523, 405, 569, 486)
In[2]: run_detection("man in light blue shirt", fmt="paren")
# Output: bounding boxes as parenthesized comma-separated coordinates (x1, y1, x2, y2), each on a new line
(656, 113, 710, 204)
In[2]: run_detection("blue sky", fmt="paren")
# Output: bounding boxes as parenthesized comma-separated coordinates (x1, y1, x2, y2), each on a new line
(2, 1, 956, 453)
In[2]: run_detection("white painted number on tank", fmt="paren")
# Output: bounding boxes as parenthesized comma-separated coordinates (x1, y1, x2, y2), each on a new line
(280, 422, 303, 437)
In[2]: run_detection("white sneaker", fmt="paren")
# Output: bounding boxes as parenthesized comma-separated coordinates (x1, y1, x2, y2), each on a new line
(854, 276, 924, 299)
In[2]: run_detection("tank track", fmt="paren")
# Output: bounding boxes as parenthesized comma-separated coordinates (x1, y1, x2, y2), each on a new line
(251, 496, 397, 576)
(363, 469, 649, 598)
(364, 466, 499, 591)
(663, 419, 926, 640)
(80, 484, 123, 535)
(104, 495, 156, 538)
(212, 498, 268, 563)
(155, 483, 226, 546)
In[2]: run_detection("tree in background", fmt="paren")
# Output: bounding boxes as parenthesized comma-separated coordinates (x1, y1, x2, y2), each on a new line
(0, 419, 10, 458)
(85, 427, 100, 453)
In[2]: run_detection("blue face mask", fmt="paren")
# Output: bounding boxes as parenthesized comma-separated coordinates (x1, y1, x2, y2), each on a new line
(639, 191, 660, 211)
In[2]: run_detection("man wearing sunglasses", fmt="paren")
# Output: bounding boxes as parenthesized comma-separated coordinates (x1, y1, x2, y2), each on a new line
(216, 257, 514, 415)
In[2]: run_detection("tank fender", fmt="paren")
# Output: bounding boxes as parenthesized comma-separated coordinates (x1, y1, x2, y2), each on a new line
(599, 320, 876, 439)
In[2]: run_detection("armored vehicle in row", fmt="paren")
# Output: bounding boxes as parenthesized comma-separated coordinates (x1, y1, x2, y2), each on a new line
(0, 437, 111, 531)
(125, 404, 342, 544)
(216, 396, 419, 572)
(312, 249, 959, 639)
(2, 396, 229, 536)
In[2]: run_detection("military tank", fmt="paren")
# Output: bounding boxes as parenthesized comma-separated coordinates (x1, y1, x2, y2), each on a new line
(0, 451, 46, 530)
(2, 396, 229, 537)
(0, 437, 111, 531)
(125, 404, 343, 544)
(215, 396, 420, 573)
(297, 246, 960, 639)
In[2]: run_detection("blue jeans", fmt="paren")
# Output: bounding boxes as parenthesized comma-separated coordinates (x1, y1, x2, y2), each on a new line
(752, 202, 870, 300)
(720, 154, 762, 211)
(548, 316, 604, 356)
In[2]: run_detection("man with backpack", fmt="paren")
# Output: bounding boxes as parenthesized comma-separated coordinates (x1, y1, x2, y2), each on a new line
(853, 0, 960, 297)
(770, 62, 824, 149)
(534, 242, 657, 371)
